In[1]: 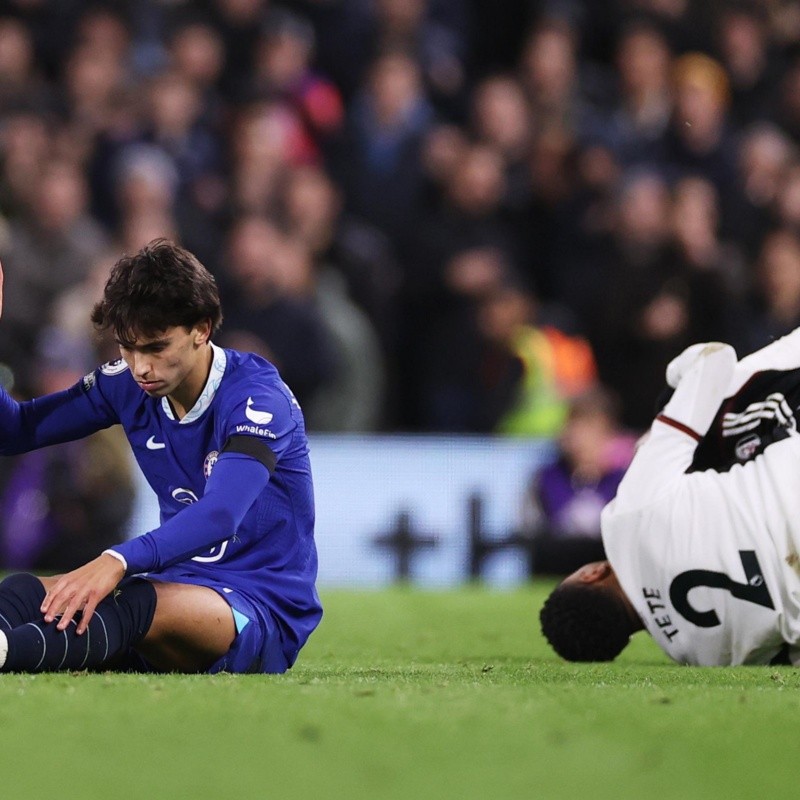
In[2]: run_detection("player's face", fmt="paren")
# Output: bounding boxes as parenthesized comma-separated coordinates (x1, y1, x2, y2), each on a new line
(117, 323, 212, 403)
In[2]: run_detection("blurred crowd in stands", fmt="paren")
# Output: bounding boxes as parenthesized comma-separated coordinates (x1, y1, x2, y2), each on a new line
(3, 0, 800, 566)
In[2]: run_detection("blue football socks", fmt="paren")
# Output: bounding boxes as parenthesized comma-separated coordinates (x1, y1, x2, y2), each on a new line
(0, 573, 46, 631)
(0, 573, 157, 672)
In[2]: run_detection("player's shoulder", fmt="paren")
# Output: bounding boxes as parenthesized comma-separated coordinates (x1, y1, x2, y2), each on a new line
(220, 348, 284, 394)
(82, 357, 138, 398)
(692, 365, 800, 472)
(218, 348, 300, 416)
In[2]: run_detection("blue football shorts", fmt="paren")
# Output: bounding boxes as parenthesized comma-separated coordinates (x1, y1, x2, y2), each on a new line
(119, 578, 290, 675)
(206, 587, 289, 674)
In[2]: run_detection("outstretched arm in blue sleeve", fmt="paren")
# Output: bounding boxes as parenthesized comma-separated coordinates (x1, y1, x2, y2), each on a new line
(109, 453, 271, 574)
(0, 380, 117, 455)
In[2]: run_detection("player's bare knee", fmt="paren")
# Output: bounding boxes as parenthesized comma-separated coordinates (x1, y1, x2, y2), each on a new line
(146, 582, 235, 649)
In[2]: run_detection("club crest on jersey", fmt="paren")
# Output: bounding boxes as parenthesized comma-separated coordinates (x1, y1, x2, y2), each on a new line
(204, 450, 219, 479)
(722, 392, 796, 437)
(100, 358, 129, 376)
(82, 372, 96, 392)
(734, 433, 761, 462)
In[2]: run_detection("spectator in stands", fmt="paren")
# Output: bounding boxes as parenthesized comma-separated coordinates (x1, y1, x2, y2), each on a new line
(62, 30, 129, 135)
(114, 143, 178, 224)
(670, 176, 748, 308)
(248, 8, 344, 157)
(0, 16, 50, 111)
(411, 142, 515, 294)
(525, 385, 634, 575)
(281, 163, 400, 359)
(519, 14, 600, 139)
(419, 122, 469, 198)
(470, 74, 534, 206)
(742, 227, 800, 352)
(162, 18, 229, 241)
(0, 110, 50, 217)
(1, 159, 108, 390)
(418, 248, 521, 432)
(229, 99, 311, 215)
(143, 69, 221, 194)
(114, 131, 219, 265)
(601, 19, 673, 167)
(589, 168, 732, 430)
(408, 145, 520, 427)
(339, 50, 433, 250)
(38, 251, 118, 376)
(219, 204, 384, 431)
(664, 53, 740, 225)
(263, 229, 386, 432)
(487, 284, 597, 437)
(167, 17, 226, 119)
(219, 215, 339, 412)
(208, 0, 265, 98)
(715, 3, 782, 128)
(515, 124, 584, 301)
(734, 123, 795, 258)
(371, 0, 468, 114)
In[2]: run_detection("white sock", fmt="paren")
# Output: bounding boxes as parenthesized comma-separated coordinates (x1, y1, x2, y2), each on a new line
(0, 630, 7, 669)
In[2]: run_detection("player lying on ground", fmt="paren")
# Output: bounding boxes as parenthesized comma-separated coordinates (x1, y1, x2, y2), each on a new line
(541, 328, 800, 665)
(0, 240, 321, 673)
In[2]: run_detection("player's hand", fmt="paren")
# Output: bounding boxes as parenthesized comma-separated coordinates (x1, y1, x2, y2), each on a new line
(665, 343, 714, 388)
(40, 553, 125, 635)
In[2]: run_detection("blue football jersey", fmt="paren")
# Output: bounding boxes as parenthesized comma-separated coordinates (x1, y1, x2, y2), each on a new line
(0, 344, 321, 669)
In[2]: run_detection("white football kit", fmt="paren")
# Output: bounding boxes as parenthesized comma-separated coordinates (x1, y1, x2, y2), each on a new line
(603, 334, 800, 666)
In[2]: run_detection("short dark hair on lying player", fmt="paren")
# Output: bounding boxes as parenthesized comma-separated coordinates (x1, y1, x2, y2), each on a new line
(540, 581, 632, 662)
(91, 238, 223, 346)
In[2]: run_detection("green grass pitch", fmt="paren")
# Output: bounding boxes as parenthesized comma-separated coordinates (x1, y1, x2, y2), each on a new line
(1, 584, 797, 800)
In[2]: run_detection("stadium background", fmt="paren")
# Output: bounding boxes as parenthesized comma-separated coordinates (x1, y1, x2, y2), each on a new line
(0, 0, 798, 578)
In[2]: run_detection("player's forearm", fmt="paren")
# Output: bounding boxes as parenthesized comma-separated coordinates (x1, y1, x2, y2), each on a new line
(658, 344, 738, 440)
(110, 455, 271, 573)
(615, 345, 739, 512)
(0, 382, 109, 454)
(0, 385, 23, 451)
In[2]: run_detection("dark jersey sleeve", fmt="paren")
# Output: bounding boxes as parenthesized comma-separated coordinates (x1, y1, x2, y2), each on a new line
(686, 368, 800, 473)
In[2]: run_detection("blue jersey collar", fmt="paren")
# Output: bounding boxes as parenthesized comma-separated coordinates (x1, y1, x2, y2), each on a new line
(161, 343, 227, 424)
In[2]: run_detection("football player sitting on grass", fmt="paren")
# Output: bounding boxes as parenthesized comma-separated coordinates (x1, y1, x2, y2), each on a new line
(0, 240, 321, 673)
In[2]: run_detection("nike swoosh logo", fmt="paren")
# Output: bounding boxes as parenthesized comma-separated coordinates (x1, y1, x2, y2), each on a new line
(245, 397, 273, 426)
(146, 435, 166, 450)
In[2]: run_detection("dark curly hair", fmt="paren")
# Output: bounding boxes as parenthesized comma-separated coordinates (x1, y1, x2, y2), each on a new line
(540, 581, 633, 662)
(91, 239, 223, 346)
